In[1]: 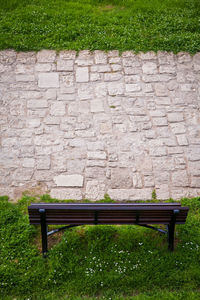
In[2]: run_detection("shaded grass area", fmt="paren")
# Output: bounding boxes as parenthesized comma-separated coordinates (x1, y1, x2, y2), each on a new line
(0, 195, 200, 299)
(0, 0, 200, 52)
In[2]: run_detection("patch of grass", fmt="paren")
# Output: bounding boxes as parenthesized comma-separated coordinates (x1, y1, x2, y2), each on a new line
(0, 0, 200, 52)
(0, 195, 200, 299)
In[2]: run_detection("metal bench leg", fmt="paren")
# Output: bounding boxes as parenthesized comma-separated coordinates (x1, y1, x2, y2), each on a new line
(167, 223, 175, 251)
(39, 209, 48, 258)
(168, 209, 180, 251)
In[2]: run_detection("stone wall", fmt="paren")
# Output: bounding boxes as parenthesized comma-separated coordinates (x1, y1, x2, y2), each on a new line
(0, 50, 200, 200)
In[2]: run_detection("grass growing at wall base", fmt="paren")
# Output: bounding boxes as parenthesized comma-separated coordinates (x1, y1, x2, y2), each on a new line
(0, 195, 200, 299)
(0, 0, 200, 53)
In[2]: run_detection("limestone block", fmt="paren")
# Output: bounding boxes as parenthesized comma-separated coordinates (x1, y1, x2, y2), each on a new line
(44, 116, 60, 125)
(22, 158, 35, 168)
(76, 50, 93, 66)
(180, 84, 195, 92)
(27, 119, 41, 128)
(57, 59, 74, 71)
(85, 180, 105, 200)
(61, 73, 74, 87)
(109, 57, 121, 64)
(108, 82, 124, 95)
(85, 167, 105, 178)
(193, 53, 200, 71)
(36, 156, 51, 170)
(170, 123, 186, 134)
(177, 135, 188, 146)
(50, 102, 66, 116)
(187, 148, 200, 161)
(159, 65, 176, 74)
(15, 64, 34, 74)
(142, 62, 157, 74)
(50, 188, 82, 200)
(90, 73, 101, 81)
(104, 73, 122, 81)
(90, 99, 104, 113)
(188, 162, 200, 176)
(139, 51, 157, 60)
(37, 50, 56, 62)
(132, 173, 143, 188)
(91, 65, 111, 73)
(67, 160, 85, 173)
(155, 184, 170, 200)
(125, 84, 141, 92)
(111, 168, 133, 189)
(16, 52, 36, 64)
(76, 67, 89, 82)
(38, 73, 59, 88)
(171, 170, 189, 187)
(87, 152, 106, 160)
(16, 75, 35, 82)
(0, 50, 16, 64)
(94, 50, 107, 64)
(78, 101, 90, 114)
(95, 83, 107, 97)
(59, 51, 76, 60)
(168, 113, 184, 123)
(54, 174, 84, 187)
(125, 75, 140, 83)
(35, 63, 52, 72)
(144, 175, 155, 187)
(152, 117, 168, 127)
(111, 64, 122, 71)
(78, 84, 93, 99)
(107, 189, 131, 201)
(154, 83, 168, 96)
(87, 141, 104, 151)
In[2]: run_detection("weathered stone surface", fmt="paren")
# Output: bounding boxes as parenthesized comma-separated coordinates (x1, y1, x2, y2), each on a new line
(36, 156, 51, 170)
(85, 180, 105, 200)
(50, 188, 82, 200)
(50, 102, 66, 116)
(87, 152, 107, 160)
(38, 73, 59, 88)
(37, 50, 56, 63)
(0, 50, 200, 200)
(76, 67, 89, 82)
(111, 168, 133, 189)
(90, 99, 104, 112)
(142, 62, 157, 74)
(54, 174, 84, 187)
(171, 170, 189, 187)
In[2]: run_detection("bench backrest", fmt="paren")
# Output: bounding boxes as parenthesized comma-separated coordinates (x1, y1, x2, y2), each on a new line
(28, 203, 189, 226)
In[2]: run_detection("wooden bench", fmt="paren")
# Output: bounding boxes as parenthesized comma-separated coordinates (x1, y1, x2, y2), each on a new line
(28, 202, 189, 257)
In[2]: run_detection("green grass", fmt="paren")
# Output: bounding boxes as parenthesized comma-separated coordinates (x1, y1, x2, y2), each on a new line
(0, 0, 200, 52)
(0, 195, 200, 299)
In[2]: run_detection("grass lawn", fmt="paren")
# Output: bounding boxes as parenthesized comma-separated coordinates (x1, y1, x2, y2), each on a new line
(0, 0, 200, 52)
(0, 195, 200, 299)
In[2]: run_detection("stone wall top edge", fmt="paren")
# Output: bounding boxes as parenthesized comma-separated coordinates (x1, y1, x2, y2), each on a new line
(0, 49, 200, 58)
